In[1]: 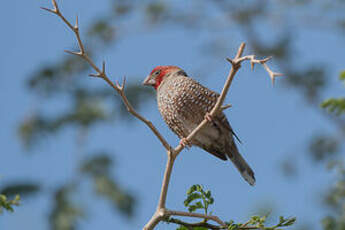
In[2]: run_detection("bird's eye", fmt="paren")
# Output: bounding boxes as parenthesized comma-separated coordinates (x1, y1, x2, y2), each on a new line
(153, 70, 161, 77)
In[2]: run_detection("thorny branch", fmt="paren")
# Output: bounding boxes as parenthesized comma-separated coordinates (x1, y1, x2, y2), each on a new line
(41, 1, 171, 152)
(41, 1, 282, 229)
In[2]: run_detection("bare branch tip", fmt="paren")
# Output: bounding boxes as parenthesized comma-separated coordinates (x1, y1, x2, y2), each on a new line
(239, 42, 246, 49)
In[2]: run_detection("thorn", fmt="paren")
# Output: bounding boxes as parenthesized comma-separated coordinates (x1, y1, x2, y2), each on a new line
(122, 76, 126, 86)
(261, 56, 272, 63)
(121, 77, 126, 89)
(226, 57, 241, 68)
(271, 75, 275, 86)
(102, 61, 106, 74)
(226, 57, 234, 64)
(115, 80, 120, 88)
(270, 72, 283, 86)
(116, 77, 126, 90)
(52, 0, 59, 11)
(221, 104, 232, 111)
(275, 72, 284, 77)
(250, 61, 255, 71)
(40, 7, 56, 14)
(74, 15, 79, 29)
(249, 55, 257, 71)
(64, 50, 82, 56)
(89, 73, 100, 78)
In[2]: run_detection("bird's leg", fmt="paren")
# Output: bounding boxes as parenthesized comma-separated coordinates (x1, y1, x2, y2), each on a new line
(204, 112, 213, 123)
(179, 138, 192, 149)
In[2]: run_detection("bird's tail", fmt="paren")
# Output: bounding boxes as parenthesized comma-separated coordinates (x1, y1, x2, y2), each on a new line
(227, 142, 255, 186)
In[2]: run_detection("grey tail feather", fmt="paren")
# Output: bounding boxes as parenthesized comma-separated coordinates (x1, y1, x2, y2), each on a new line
(227, 143, 255, 186)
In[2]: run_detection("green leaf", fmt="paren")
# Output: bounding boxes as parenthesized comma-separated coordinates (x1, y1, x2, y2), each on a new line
(284, 217, 296, 226)
(228, 223, 239, 230)
(184, 193, 202, 207)
(205, 190, 211, 199)
(339, 71, 345, 81)
(321, 98, 345, 115)
(183, 185, 215, 215)
(80, 153, 113, 176)
(0, 194, 20, 214)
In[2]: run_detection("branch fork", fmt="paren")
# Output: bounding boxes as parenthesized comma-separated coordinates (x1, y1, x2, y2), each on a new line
(41, 1, 282, 229)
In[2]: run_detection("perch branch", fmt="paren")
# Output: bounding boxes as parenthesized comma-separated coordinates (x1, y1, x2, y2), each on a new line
(41, 1, 282, 229)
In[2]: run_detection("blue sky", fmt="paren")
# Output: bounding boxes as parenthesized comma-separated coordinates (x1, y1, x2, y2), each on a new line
(1, 1, 344, 230)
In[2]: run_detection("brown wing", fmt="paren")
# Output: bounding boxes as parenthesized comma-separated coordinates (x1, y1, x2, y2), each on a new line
(183, 78, 241, 143)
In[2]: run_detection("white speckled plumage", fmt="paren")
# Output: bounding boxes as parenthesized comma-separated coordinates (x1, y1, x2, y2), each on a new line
(144, 66, 255, 186)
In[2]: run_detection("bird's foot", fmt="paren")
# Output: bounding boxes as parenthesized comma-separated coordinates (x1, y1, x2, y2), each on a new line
(179, 138, 192, 149)
(204, 112, 213, 122)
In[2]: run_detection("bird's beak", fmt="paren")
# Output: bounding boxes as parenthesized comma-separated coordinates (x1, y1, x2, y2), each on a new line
(142, 75, 156, 86)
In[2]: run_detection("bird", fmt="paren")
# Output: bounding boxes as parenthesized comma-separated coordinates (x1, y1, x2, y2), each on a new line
(142, 65, 255, 186)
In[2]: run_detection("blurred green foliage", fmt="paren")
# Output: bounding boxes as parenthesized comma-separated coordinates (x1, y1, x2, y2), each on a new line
(49, 185, 84, 230)
(0, 183, 40, 197)
(46, 152, 135, 229)
(0, 183, 40, 214)
(321, 72, 345, 116)
(0, 194, 20, 213)
(81, 154, 135, 217)
(318, 71, 345, 230)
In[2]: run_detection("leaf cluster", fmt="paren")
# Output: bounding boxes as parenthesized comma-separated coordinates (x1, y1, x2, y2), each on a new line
(0, 182, 40, 214)
(321, 72, 345, 116)
(171, 185, 296, 230)
(0, 194, 20, 213)
(184, 184, 214, 215)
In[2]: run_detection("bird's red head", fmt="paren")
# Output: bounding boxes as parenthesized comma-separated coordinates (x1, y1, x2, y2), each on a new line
(143, 66, 181, 90)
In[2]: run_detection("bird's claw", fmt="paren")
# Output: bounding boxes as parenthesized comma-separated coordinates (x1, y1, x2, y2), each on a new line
(204, 112, 213, 122)
(179, 138, 192, 149)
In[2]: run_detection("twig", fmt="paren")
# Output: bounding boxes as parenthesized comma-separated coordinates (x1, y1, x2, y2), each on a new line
(233, 55, 283, 84)
(41, 1, 281, 229)
(167, 217, 224, 229)
(165, 209, 226, 226)
(41, 0, 171, 152)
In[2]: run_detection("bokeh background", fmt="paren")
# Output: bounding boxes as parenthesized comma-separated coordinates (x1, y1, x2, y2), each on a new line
(1, 0, 344, 230)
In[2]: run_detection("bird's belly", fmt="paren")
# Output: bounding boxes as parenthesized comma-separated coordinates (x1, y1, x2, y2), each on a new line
(177, 112, 220, 146)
